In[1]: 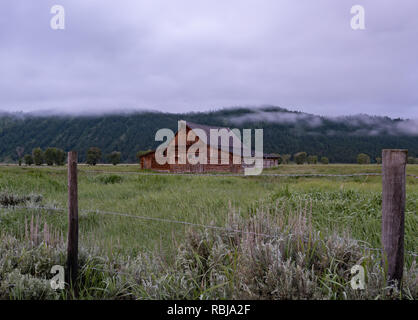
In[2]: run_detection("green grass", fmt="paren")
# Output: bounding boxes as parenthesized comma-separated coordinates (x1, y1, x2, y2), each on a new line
(0, 164, 417, 299)
(0, 164, 417, 258)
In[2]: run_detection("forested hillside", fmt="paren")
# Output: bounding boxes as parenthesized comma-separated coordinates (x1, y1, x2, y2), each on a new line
(0, 107, 417, 163)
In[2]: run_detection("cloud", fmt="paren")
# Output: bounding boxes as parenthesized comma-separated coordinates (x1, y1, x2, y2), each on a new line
(228, 109, 418, 136)
(393, 119, 418, 135)
(229, 109, 324, 128)
(0, 0, 417, 118)
(332, 115, 418, 136)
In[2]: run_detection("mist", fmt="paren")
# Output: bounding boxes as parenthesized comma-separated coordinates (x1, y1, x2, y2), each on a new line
(227, 108, 418, 136)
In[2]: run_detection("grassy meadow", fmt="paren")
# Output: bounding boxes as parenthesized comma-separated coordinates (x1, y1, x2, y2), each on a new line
(0, 164, 417, 299)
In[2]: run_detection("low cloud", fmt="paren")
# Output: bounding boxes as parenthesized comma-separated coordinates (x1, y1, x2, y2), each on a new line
(228, 109, 418, 136)
(393, 119, 418, 135)
(334, 114, 418, 136)
(229, 109, 324, 128)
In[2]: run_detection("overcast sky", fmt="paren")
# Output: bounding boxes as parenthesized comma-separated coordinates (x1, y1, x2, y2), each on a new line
(1, 0, 417, 118)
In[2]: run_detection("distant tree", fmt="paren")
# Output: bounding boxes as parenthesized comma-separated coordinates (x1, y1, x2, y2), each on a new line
(294, 152, 307, 165)
(407, 156, 415, 164)
(375, 157, 382, 164)
(24, 154, 33, 166)
(357, 153, 371, 164)
(415, 158, 418, 164)
(107, 151, 121, 165)
(87, 147, 102, 165)
(307, 155, 318, 164)
(281, 154, 291, 164)
(44, 148, 56, 166)
(54, 148, 66, 166)
(32, 147, 44, 166)
(16, 146, 24, 166)
(320, 156, 329, 164)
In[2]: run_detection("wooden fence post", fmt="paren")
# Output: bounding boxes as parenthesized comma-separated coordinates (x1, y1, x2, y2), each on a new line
(66, 151, 79, 295)
(382, 149, 407, 287)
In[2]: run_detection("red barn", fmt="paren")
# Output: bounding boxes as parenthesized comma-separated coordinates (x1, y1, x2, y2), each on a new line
(139, 122, 279, 173)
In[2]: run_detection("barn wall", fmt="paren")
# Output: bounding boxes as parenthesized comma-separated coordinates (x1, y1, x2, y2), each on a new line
(140, 152, 170, 171)
(163, 127, 244, 173)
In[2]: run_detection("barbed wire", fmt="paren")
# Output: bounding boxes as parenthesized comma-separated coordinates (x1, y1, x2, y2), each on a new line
(0, 204, 285, 240)
(4, 163, 418, 179)
(32, 170, 418, 179)
(71, 171, 387, 178)
(1, 204, 417, 257)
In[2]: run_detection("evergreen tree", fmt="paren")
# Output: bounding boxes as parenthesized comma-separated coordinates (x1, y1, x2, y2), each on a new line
(0, 108, 416, 164)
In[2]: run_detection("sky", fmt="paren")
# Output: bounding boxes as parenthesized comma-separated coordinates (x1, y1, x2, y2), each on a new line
(0, 0, 417, 118)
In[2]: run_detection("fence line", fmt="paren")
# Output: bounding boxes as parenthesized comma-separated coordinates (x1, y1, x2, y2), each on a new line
(88, 171, 418, 179)
(3, 161, 418, 178)
(1, 204, 416, 258)
(81, 171, 385, 177)
(4, 163, 418, 178)
(0, 204, 285, 240)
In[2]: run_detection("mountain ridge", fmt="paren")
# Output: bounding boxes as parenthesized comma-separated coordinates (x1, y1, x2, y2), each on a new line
(0, 106, 417, 163)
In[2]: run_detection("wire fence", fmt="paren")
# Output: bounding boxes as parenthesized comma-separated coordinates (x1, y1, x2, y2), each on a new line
(5, 164, 418, 178)
(1, 204, 417, 258)
(2, 159, 416, 287)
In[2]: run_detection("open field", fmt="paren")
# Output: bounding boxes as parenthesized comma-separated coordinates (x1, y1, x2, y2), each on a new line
(0, 164, 417, 299)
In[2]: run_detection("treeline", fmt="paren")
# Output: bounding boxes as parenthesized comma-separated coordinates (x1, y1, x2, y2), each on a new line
(0, 107, 417, 163)
(269, 152, 328, 165)
(20, 146, 418, 166)
(277, 151, 418, 165)
(19, 147, 66, 166)
(356, 153, 418, 165)
(18, 147, 122, 166)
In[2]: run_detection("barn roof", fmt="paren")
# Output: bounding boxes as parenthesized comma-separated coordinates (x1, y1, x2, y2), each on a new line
(138, 121, 280, 159)
(185, 122, 281, 159)
(138, 150, 155, 158)
(185, 121, 247, 156)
